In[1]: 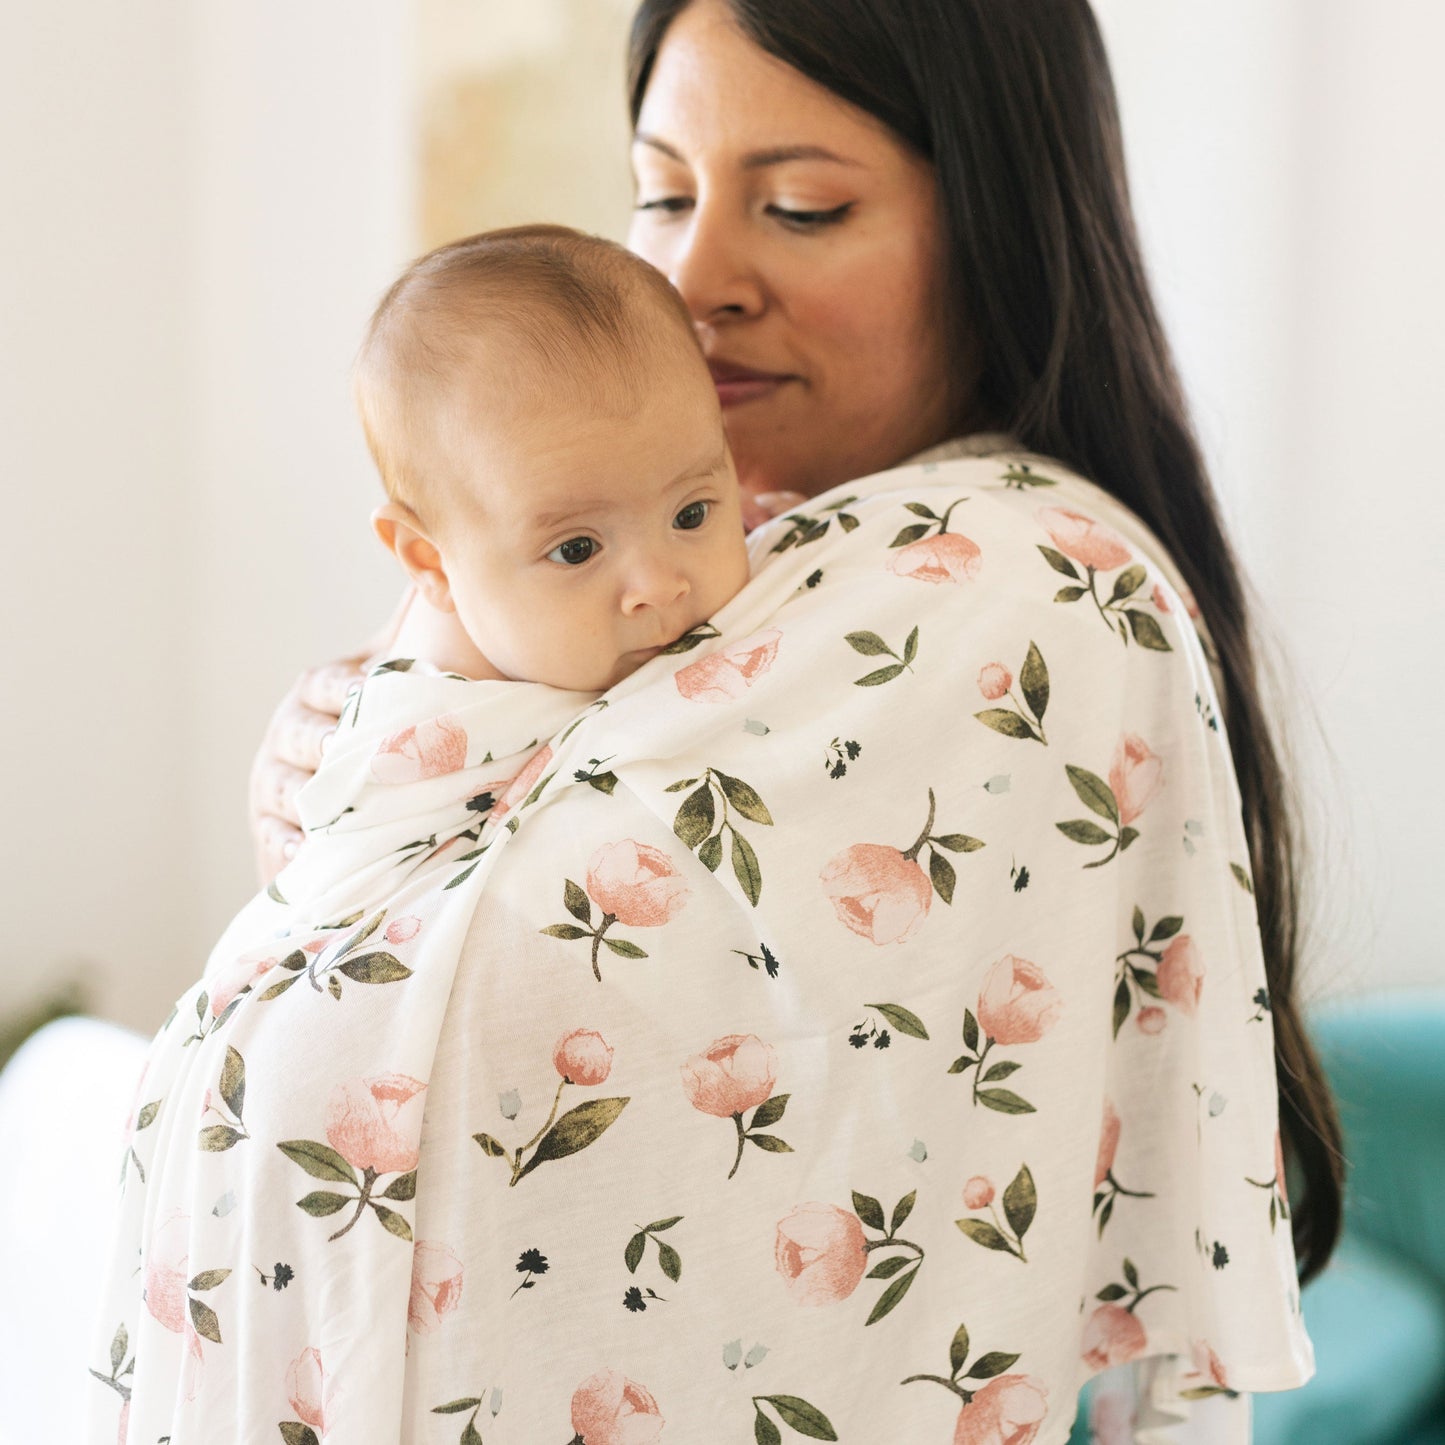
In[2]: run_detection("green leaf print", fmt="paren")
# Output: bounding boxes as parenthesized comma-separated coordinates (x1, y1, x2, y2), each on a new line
(750, 1093, 790, 1130)
(188, 1268, 231, 1290)
(717, 771, 774, 825)
(1003, 1165, 1037, 1238)
(540, 924, 590, 941)
(1109, 565, 1148, 604)
(656, 1241, 682, 1282)
(871, 1003, 929, 1040)
(851, 1190, 886, 1232)
(957, 1219, 1012, 1253)
(1037, 545, 1081, 580)
(975, 1088, 1036, 1115)
(199, 1126, 244, 1151)
(337, 952, 412, 984)
(1066, 765, 1119, 822)
(949, 1323, 971, 1376)
(1126, 608, 1171, 650)
(675, 785, 716, 848)
(698, 834, 724, 872)
(297, 1191, 351, 1217)
(928, 850, 956, 905)
(432, 1400, 483, 1414)
(975, 709, 1037, 740)
(1057, 820, 1113, 846)
(756, 1414, 783, 1445)
(279, 1424, 321, 1445)
(865, 1264, 920, 1324)
(855, 664, 905, 686)
(763, 1393, 840, 1440)
(890, 1191, 917, 1233)
(381, 1170, 417, 1200)
(1020, 642, 1049, 722)
(563, 879, 592, 924)
(602, 937, 649, 958)
(277, 1140, 359, 1186)
(372, 1205, 413, 1240)
(516, 1097, 629, 1181)
(189, 1296, 222, 1344)
(966, 1351, 1022, 1380)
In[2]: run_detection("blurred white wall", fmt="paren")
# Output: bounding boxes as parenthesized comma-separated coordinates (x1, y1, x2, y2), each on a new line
(1, 0, 1440, 1039)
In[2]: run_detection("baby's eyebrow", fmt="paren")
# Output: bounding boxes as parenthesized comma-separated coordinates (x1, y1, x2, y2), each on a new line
(529, 449, 728, 535)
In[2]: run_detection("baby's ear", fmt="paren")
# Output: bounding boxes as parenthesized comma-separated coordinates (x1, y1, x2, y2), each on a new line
(370, 502, 457, 613)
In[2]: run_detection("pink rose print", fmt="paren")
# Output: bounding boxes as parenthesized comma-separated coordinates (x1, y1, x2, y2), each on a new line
(1039, 507, 1132, 573)
(1082, 1303, 1148, 1370)
(554, 1028, 614, 1087)
(369, 714, 468, 785)
(962, 1176, 995, 1210)
(143, 1208, 189, 1333)
(1151, 582, 1171, 613)
(492, 744, 553, 821)
(674, 629, 781, 702)
(977, 663, 1012, 701)
(976, 956, 1062, 1046)
(888, 532, 982, 584)
(682, 1034, 788, 1179)
(1109, 734, 1164, 826)
(1275, 1129, 1289, 1202)
(1094, 1102, 1120, 1190)
(408, 1242, 464, 1335)
(325, 1073, 427, 1175)
(1092, 1105, 1156, 1237)
(586, 840, 691, 927)
(286, 1346, 330, 1434)
(209, 942, 283, 1018)
(952, 1373, 1049, 1445)
(116, 1399, 129, 1445)
(1190, 1339, 1229, 1389)
(820, 843, 932, 945)
(775, 1202, 869, 1305)
(570, 1369, 664, 1445)
(1136, 1006, 1166, 1034)
(681, 1034, 777, 1118)
(1156, 935, 1204, 1015)
(384, 915, 422, 945)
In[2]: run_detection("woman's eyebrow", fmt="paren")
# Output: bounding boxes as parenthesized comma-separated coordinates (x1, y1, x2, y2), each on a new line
(632, 133, 861, 169)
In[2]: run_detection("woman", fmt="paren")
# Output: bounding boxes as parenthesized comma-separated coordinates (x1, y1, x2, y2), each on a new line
(217, 0, 1339, 1440)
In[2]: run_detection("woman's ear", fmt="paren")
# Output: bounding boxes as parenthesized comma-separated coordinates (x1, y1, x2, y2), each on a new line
(371, 502, 457, 613)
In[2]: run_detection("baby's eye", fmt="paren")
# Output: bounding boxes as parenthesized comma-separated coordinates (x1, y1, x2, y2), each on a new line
(546, 536, 597, 566)
(674, 501, 710, 530)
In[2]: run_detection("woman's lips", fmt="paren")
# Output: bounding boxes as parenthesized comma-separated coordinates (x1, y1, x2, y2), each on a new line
(707, 359, 795, 408)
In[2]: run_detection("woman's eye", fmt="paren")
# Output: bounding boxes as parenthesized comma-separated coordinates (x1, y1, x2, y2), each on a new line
(546, 536, 597, 566)
(675, 501, 710, 530)
(767, 202, 854, 230)
(634, 196, 693, 215)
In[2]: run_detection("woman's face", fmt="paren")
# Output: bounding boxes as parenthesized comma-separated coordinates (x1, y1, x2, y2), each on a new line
(628, 0, 956, 503)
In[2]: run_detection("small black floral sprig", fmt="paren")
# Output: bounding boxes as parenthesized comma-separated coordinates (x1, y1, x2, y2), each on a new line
(769, 494, 860, 552)
(199, 1045, 251, 1152)
(511, 1246, 548, 1298)
(846, 625, 918, 686)
(855, 1188, 927, 1325)
(1244, 1159, 1292, 1232)
(732, 942, 781, 977)
(824, 737, 862, 778)
(1249, 986, 1271, 1023)
(255, 1261, 294, 1291)
(899, 1318, 1025, 1410)
(850, 1002, 929, 1050)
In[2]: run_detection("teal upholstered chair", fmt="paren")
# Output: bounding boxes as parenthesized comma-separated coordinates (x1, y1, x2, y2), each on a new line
(1069, 989, 1445, 1444)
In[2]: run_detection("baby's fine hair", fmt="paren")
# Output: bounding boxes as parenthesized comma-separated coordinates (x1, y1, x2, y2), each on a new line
(354, 224, 702, 513)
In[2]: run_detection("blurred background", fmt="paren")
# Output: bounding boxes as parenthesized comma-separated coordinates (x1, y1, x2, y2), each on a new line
(2, 2, 1443, 1441)
(2, 0, 1441, 1041)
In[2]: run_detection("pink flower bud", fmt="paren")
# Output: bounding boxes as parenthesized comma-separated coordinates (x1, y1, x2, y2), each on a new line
(962, 1176, 995, 1209)
(977, 663, 1012, 701)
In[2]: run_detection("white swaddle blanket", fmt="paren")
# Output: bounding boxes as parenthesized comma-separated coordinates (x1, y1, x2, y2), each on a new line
(86, 450, 1312, 1445)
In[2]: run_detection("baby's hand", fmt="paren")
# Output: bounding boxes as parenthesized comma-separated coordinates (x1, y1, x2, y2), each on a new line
(741, 490, 808, 533)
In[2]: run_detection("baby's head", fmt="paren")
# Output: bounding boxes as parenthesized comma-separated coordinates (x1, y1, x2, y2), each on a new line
(355, 224, 750, 691)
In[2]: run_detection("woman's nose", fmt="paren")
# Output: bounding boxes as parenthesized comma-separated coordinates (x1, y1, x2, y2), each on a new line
(666, 199, 767, 325)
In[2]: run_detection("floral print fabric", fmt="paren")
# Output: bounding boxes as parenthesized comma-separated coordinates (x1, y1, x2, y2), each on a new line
(86, 449, 1312, 1445)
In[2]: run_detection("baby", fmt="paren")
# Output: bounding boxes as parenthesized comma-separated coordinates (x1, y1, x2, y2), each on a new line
(354, 223, 753, 692)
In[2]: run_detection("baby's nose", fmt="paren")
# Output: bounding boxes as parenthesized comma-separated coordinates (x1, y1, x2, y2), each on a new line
(622, 560, 691, 614)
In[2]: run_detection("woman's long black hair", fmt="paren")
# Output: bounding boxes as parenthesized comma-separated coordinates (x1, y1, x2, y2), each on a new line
(629, 0, 1343, 1285)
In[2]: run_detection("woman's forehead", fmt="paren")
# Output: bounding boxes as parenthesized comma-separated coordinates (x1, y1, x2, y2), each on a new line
(634, 0, 898, 167)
